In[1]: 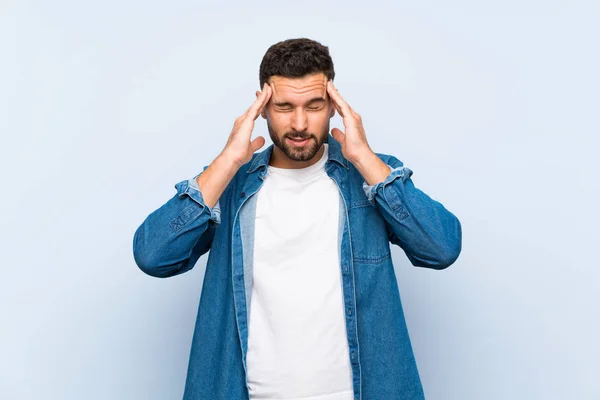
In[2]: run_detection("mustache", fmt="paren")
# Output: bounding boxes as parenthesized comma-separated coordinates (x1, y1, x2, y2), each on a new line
(286, 132, 313, 139)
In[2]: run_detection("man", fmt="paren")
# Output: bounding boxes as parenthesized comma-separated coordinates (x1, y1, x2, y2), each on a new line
(133, 38, 462, 400)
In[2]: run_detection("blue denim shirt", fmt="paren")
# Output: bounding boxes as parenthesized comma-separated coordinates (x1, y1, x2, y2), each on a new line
(133, 134, 462, 400)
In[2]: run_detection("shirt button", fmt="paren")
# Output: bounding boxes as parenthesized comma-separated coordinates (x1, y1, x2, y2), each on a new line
(343, 264, 349, 273)
(240, 192, 246, 197)
(346, 307, 352, 316)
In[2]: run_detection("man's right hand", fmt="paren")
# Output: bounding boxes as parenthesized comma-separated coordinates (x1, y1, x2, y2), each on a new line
(195, 83, 272, 209)
(221, 82, 272, 168)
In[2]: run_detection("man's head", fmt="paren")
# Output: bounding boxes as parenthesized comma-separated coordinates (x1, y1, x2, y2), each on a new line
(256, 38, 336, 168)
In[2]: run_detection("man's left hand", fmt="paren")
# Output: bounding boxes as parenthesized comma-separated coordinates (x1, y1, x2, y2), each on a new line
(327, 80, 391, 185)
(326, 80, 373, 164)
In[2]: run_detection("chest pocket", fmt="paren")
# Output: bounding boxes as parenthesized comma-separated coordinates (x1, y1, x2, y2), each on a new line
(348, 200, 391, 264)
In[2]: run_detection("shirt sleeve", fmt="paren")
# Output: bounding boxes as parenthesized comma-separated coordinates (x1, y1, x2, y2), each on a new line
(359, 154, 461, 269)
(183, 171, 222, 225)
(362, 165, 413, 203)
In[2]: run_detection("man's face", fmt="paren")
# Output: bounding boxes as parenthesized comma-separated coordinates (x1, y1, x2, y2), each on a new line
(258, 72, 335, 166)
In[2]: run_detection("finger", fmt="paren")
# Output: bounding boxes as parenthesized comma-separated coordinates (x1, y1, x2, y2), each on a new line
(331, 127, 345, 143)
(250, 135, 266, 152)
(235, 85, 269, 139)
(329, 80, 351, 112)
(248, 83, 271, 121)
(255, 83, 272, 120)
(327, 80, 352, 118)
(327, 85, 344, 117)
(239, 83, 269, 119)
(330, 95, 345, 118)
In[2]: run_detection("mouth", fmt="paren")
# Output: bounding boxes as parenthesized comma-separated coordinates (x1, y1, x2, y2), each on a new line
(286, 136, 311, 147)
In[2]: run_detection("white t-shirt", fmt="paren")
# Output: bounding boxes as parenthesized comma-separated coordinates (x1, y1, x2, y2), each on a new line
(246, 143, 354, 400)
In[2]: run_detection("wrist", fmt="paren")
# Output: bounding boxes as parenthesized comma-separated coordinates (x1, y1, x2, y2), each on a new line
(352, 151, 390, 186)
(218, 150, 244, 171)
(349, 148, 377, 169)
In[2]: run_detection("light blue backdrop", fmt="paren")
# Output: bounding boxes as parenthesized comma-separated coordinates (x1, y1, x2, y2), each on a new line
(2, 1, 598, 399)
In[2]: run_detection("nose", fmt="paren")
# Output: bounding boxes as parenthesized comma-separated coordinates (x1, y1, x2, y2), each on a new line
(290, 108, 308, 133)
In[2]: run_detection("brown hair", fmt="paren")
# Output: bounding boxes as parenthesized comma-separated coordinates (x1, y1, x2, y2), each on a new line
(259, 38, 335, 88)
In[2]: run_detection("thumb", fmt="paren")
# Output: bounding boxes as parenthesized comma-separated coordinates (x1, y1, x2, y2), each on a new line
(250, 136, 266, 152)
(331, 127, 345, 143)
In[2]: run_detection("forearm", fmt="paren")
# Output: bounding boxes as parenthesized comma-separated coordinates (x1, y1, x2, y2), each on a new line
(196, 152, 241, 208)
(351, 150, 392, 186)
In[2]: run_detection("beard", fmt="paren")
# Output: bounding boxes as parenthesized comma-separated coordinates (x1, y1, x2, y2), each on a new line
(267, 119, 329, 162)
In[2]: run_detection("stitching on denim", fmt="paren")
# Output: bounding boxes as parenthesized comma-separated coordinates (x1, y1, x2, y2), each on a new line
(352, 251, 392, 264)
(383, 184, 410, 220)
(169, 203, 202, 233)
(349, 200, 376, 210)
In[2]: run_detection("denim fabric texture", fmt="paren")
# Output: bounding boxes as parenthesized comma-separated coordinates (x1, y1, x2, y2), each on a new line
(133, 134, 462, 400)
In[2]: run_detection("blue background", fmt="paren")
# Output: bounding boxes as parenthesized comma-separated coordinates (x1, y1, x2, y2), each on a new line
(1, 1, 598, 398)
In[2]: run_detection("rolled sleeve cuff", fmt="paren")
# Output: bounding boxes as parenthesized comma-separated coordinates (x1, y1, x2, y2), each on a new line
(362, 165, 414, 202)
(173, 175, 221, 225)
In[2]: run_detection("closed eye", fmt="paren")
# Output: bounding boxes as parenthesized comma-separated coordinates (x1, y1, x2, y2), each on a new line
(275, 106, 323, 112)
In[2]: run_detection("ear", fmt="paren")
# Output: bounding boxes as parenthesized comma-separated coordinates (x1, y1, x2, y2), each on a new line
(256, 90, 267, 119)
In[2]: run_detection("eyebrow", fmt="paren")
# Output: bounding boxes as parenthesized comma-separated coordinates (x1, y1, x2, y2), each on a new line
(272, 97, 327, 107)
